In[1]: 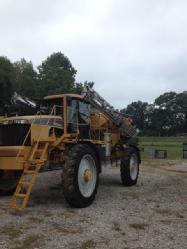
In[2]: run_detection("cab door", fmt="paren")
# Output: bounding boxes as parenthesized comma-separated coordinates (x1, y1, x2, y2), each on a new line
(67, 97, 90, 138)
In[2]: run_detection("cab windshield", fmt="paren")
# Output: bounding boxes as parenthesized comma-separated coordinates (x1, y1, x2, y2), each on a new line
(39, 98, 63, 116)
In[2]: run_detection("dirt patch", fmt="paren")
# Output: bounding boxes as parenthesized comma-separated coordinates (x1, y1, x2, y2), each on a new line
(10, 234, 42, 249)
(142, 159, 187, 176)
(0, 225, 23, 240)
(129, 223, 149, 230)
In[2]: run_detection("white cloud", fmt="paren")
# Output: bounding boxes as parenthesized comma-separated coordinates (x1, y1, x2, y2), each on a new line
(0, 0, 186, 108)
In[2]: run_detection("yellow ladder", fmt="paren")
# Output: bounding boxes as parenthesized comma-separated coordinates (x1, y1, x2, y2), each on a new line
(10, 141, 49, 211)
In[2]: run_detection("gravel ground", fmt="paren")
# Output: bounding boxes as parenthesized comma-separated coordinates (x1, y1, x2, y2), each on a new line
(0, 159, 186, 249)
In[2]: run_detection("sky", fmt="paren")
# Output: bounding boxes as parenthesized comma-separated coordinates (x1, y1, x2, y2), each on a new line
(0, 0, 186, 108)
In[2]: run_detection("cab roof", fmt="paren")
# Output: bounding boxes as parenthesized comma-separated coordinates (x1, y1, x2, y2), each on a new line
(44, 93, 83, 100)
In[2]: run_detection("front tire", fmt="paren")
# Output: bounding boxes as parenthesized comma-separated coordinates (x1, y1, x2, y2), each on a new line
(62, 144, 99, 208)
(120, 147, 139, 186)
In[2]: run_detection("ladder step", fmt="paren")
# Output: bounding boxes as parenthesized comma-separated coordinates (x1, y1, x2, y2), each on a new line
(28, 162, 39, 165)
(28, 159, 42, 163)
(17, 160, 26, 164)
(35, 149, 44, 152)
(24, 170, 36, 174)
(33, 150, 43, 154)
(29, 163, 43, 166)
(12, 207, 23, 211)
(19, 181, 31, 186)
(14, 193, 27, 198)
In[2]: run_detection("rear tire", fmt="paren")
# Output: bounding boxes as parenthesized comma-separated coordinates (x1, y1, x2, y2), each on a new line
(62, 144, 99, 208)
(0, 170, 21, 196)
(120, 147, 139, 186)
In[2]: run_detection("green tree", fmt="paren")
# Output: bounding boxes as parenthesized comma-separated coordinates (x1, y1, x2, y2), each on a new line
(72, 81, 95, 94)
(14, 58, 38, 98)
(38, 52, 77, 97)
(73, 82, 84, 94)
(176, 91, 187, 133)
(0, 56, 15, 111)
(123, 101, 149, 133)
(153, 92, 180, 135)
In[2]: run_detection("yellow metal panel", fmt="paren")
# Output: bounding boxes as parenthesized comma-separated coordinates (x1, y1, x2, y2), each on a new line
(111, 132, 120, 145)
(0, 116, 4, 121)
(90, 113, 108, 128)
(0, 157, 23, 170)
(0, 146, 31, 157)
(0, 146, 31, 170)
(31, 124, 52, 142)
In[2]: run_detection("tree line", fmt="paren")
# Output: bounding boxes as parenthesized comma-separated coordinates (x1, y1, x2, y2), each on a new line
(0, 52, 186, 136)
(121, 91, 187, 136)
(0, 52, 92, 114)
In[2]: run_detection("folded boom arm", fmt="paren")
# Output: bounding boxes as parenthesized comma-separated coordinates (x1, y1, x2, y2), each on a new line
(82, 85, 137, 138)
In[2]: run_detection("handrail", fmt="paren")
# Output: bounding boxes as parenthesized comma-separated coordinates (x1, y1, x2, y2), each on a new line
(16, 106, 57, 162)
(28, 105, 56, 162)
(34, 105, 56, 143)
(16, 111, 42, 161)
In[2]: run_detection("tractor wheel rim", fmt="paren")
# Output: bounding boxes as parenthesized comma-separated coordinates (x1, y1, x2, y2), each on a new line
(78, 154, 97, 198)
(130, 154, 138, 180)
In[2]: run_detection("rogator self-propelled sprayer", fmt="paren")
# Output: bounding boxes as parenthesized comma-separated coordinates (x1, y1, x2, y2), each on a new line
(0, 86, 141, 210)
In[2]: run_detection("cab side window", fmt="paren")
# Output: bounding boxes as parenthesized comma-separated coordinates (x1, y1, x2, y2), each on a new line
(77, 100, 90, 139)
(67, 98, 90, 138)
(78, 101, 90, 125)
(67, 99, 78, 133)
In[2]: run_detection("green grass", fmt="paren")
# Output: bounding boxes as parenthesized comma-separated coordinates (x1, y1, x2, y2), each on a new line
(139, 136, 187, 159)
(139, 136, 187, 143)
